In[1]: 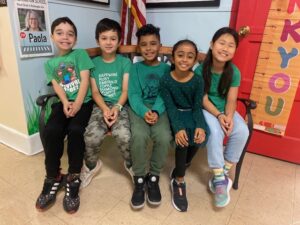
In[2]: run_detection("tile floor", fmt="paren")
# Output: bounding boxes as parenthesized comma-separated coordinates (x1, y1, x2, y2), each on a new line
(0, 137, 299, 225)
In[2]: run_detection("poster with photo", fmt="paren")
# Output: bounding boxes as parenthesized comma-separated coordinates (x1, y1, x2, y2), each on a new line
(0, 0, 7, 7)
(14, 0, 54, 58)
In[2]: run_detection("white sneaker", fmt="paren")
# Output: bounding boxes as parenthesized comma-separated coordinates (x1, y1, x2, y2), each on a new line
(124, 161, 134, 183)
(80, 159, 102, 189)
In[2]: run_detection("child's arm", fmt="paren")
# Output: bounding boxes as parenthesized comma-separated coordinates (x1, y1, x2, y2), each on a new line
(90, 77, 111, 125)
(51, 80, 72, 117)
(110, 72, 129, 122)
(128, 65, 150, 118)
(224, 86, 239, 135)
(69, 69, 90, 117)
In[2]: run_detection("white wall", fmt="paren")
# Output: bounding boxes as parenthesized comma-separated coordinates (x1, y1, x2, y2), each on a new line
(147, 0, 233, 52)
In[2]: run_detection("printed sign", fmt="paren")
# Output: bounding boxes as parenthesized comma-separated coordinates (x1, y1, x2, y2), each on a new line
(250, 0, 300, 136)
(14, 0, 54, 58)
(0, 0, 7, 7)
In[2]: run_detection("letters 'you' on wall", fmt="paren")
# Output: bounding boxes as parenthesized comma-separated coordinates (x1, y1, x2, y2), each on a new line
(250, 0, 300, 136)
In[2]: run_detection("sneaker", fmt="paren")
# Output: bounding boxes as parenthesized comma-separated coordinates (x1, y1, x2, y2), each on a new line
(63, 174, 81, 214)
(124, 161, 134, 183)
(131, 176, 145, 209)
(35, 174, 65, 212)
(209, 176, 232, 207)
(80, 159, 102, 189)
(170, 179, 188, 212)
(146, 173, 161, 205)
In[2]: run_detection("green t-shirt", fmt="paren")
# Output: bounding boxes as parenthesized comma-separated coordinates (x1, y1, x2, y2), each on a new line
(128, 61, 170, 118)
(91, 54, 131, 103)
(45, 49, 94, 103)
(194, 63, 240, 112)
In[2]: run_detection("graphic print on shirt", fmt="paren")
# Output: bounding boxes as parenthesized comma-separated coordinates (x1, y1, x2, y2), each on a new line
(98, 72, 119, 98)
(56, 62, 80, 93)
(142, 73, 160, 101)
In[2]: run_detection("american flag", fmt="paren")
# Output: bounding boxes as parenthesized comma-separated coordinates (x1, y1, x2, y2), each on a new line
(120, 0, 146, 45)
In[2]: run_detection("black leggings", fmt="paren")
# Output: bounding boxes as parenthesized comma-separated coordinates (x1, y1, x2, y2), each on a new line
(174, 145, 199, 177)
(44, 101, 93, 178)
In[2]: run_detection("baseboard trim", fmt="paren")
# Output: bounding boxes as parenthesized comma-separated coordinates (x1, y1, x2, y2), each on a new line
(0, 124, 43, 155)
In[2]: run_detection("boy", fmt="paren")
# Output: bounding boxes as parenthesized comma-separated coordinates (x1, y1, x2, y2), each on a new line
(35, 17, 94, 213)
(128, 24, 172, 209)
(81, 18, 132, 188)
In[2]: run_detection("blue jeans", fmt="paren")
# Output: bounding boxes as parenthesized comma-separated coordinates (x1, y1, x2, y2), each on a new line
(203, 110, 249, 169)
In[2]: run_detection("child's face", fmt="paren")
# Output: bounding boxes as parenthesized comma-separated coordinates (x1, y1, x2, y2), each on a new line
(211, 33, 236, 64)
(51, 22, 76, 54)
(97, 30, 120, 55)
(138, 34, 160, 64)
(173, 43, 197, 72)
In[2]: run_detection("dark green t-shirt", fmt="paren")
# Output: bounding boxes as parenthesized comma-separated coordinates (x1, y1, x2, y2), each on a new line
(194, 63, 240, 112)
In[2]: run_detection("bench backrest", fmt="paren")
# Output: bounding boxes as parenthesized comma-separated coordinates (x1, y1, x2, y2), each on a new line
(86, 45, 206, 64)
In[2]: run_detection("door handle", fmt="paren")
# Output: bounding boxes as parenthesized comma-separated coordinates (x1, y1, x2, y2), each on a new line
(238, 26, 250, 37)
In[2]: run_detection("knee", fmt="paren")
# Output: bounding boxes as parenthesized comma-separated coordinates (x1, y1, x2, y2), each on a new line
(131, 131, 149, 143)
(208, 126, 223, 139)
(68, 124, 84, 137)
(153, 131, 172, 146)
(113, 128, 131, 143)
(235, 123, 249, 140)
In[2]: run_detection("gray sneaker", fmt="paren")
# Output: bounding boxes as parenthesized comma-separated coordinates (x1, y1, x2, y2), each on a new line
(80, 159, 102, 189)
(124, 161, 134, 183)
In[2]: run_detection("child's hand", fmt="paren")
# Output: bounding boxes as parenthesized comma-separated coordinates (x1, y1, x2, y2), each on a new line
(108, 107, 119, 126)
(194, 128, 206, 144)
(103, 108, 114, 127)
(144, 111, 158, 125)
(63, 101, 73, 118)
(175, 130, 189, 147)
(218, 114, 233, 136)
(69, 101, 82, 117)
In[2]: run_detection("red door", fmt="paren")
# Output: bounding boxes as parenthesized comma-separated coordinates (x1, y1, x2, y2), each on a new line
(232, 0, 300, 164)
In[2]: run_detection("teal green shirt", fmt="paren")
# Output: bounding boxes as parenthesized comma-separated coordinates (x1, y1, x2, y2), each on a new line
(160, 72, 207, 134)
(194, 63, 240, 112)
(45, 49, 94, 103)
(91, 54, 131, 103)
(128, 61, 170, 118)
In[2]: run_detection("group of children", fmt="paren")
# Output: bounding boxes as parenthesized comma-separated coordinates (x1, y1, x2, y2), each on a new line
(35, 16, 249, 214)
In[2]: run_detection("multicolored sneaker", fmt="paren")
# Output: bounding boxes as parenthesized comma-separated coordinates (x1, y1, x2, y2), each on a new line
(146, 173, 161, 205)
(63, 174, 81, 214)
(35, 173, 65, 211)
(170, 179, 188, 212)
(124, 161, 134, 183)
(209, 176, 232, 207)
(80, 159, 102, 189)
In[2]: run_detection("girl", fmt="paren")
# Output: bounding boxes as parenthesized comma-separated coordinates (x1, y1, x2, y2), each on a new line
(195, 27, 249, 208)
(35, 17, 94, 214)
(160, 39, 209, 212)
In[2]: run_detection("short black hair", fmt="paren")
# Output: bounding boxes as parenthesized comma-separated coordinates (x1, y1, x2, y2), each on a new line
(136, 24, 160, 43)
(51, 17, 77, 37)
(95, 18, 121, 41)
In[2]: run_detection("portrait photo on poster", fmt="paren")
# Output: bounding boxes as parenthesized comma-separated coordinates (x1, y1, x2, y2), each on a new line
(18, 9, 46, 32)
(0, 0, 7, 7)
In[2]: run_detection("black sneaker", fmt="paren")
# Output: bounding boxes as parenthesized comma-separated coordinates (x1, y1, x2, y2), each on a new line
(63, 174, 81, 214)
(131, 176, 145, 209)
(146, 173, 161, 205)
(170, 178, 188, 212)
(35, 174, 64, 211)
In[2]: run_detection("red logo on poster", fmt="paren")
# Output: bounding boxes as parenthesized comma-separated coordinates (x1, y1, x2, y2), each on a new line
(20, 32, 26, 39)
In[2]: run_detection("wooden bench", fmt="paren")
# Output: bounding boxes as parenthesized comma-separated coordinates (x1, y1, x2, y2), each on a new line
(36, 45, 256, 190)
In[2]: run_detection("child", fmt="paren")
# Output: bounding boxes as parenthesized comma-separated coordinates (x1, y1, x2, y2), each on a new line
(35, 17, 94, 213)
(160, 39, 209, 212)
(81, 18, 132, 188)
(194, 27, 249, 207)
(128, 24, 172, 209)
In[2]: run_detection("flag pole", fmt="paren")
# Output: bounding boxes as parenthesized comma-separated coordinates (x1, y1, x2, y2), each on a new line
(126, 0, 132, 45)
